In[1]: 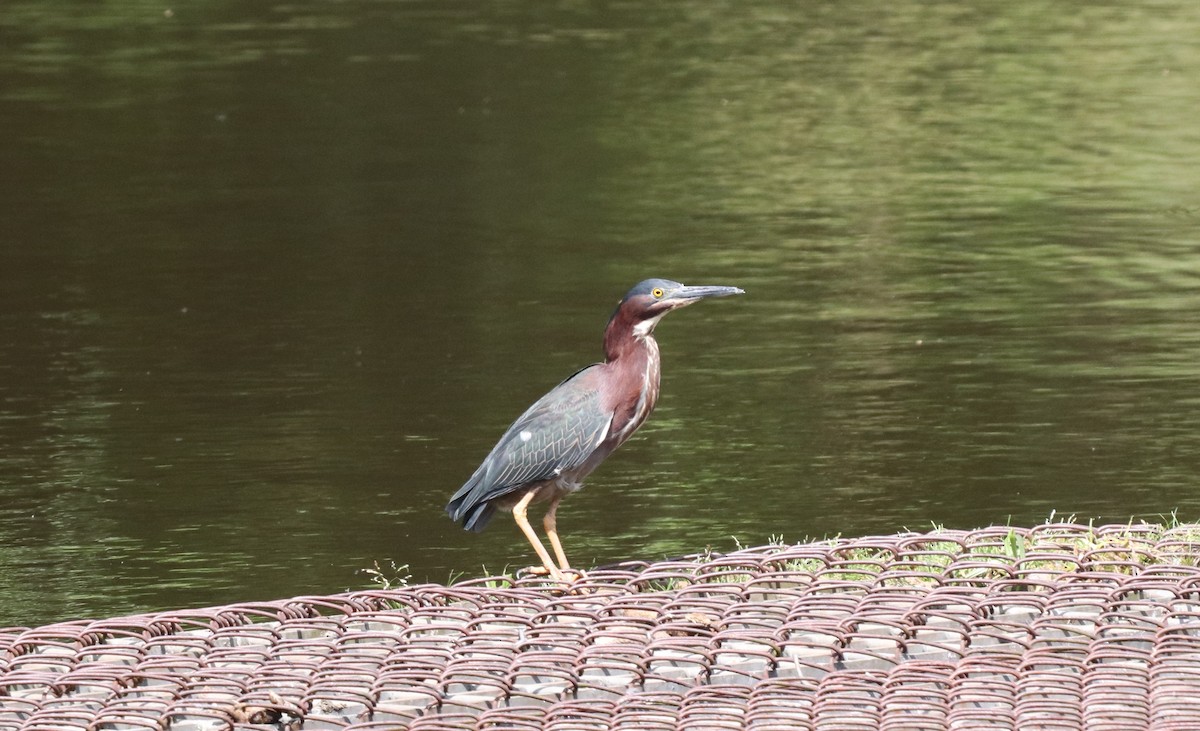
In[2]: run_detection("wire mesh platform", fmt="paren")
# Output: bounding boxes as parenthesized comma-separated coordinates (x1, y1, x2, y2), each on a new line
(2, 522, 1200, 730)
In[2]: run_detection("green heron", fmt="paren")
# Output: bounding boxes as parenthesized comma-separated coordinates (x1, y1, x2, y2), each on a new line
(446, 278, 744, 580)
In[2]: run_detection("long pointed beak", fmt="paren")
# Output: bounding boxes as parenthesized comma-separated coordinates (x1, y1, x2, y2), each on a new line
(664, 284, 745, 306)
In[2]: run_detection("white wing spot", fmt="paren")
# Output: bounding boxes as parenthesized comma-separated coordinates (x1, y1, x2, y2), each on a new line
(519, 430, 533, 442)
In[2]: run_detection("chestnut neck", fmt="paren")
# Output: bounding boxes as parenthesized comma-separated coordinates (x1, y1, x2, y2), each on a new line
(603, 304, 656, 363)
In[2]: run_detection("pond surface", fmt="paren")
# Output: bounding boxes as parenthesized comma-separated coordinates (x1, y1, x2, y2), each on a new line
(2, 1, 1200, 626)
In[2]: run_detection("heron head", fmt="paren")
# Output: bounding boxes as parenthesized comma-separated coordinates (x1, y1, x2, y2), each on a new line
(613, 278, 744, 336)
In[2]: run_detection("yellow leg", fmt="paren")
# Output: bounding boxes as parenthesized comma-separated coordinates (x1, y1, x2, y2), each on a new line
(512, 490, 562, 580)
(543, 495, 571, 571)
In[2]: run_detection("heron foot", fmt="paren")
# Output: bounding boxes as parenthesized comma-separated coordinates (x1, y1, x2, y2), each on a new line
(520, 565, 584, 582)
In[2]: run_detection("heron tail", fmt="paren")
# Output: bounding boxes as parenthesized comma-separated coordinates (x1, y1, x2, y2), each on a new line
(446, 468, 497, 532)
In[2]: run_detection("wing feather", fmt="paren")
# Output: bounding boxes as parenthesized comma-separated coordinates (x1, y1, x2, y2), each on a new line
(447, 364, 613, 531)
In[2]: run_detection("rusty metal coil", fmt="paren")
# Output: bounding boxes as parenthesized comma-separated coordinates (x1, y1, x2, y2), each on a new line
(1, 523, 1200, 728)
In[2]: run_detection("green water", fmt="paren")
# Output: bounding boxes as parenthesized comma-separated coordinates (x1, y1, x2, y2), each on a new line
(1, 1, 1199, 625)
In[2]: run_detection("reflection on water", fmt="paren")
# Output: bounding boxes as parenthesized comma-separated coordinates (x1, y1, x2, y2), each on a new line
(2, 1, 1200, 625)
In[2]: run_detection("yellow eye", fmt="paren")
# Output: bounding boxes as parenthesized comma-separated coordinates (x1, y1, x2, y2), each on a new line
(652, 288, 664, 298)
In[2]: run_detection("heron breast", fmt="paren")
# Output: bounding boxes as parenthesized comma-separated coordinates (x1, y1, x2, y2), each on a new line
(609, 340, 661, 444)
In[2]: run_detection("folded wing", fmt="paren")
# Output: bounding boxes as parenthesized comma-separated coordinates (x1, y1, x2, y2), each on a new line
(446, 365, 613, 532)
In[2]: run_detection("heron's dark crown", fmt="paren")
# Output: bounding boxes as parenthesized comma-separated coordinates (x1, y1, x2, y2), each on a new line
(622, 278, 682, 302)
